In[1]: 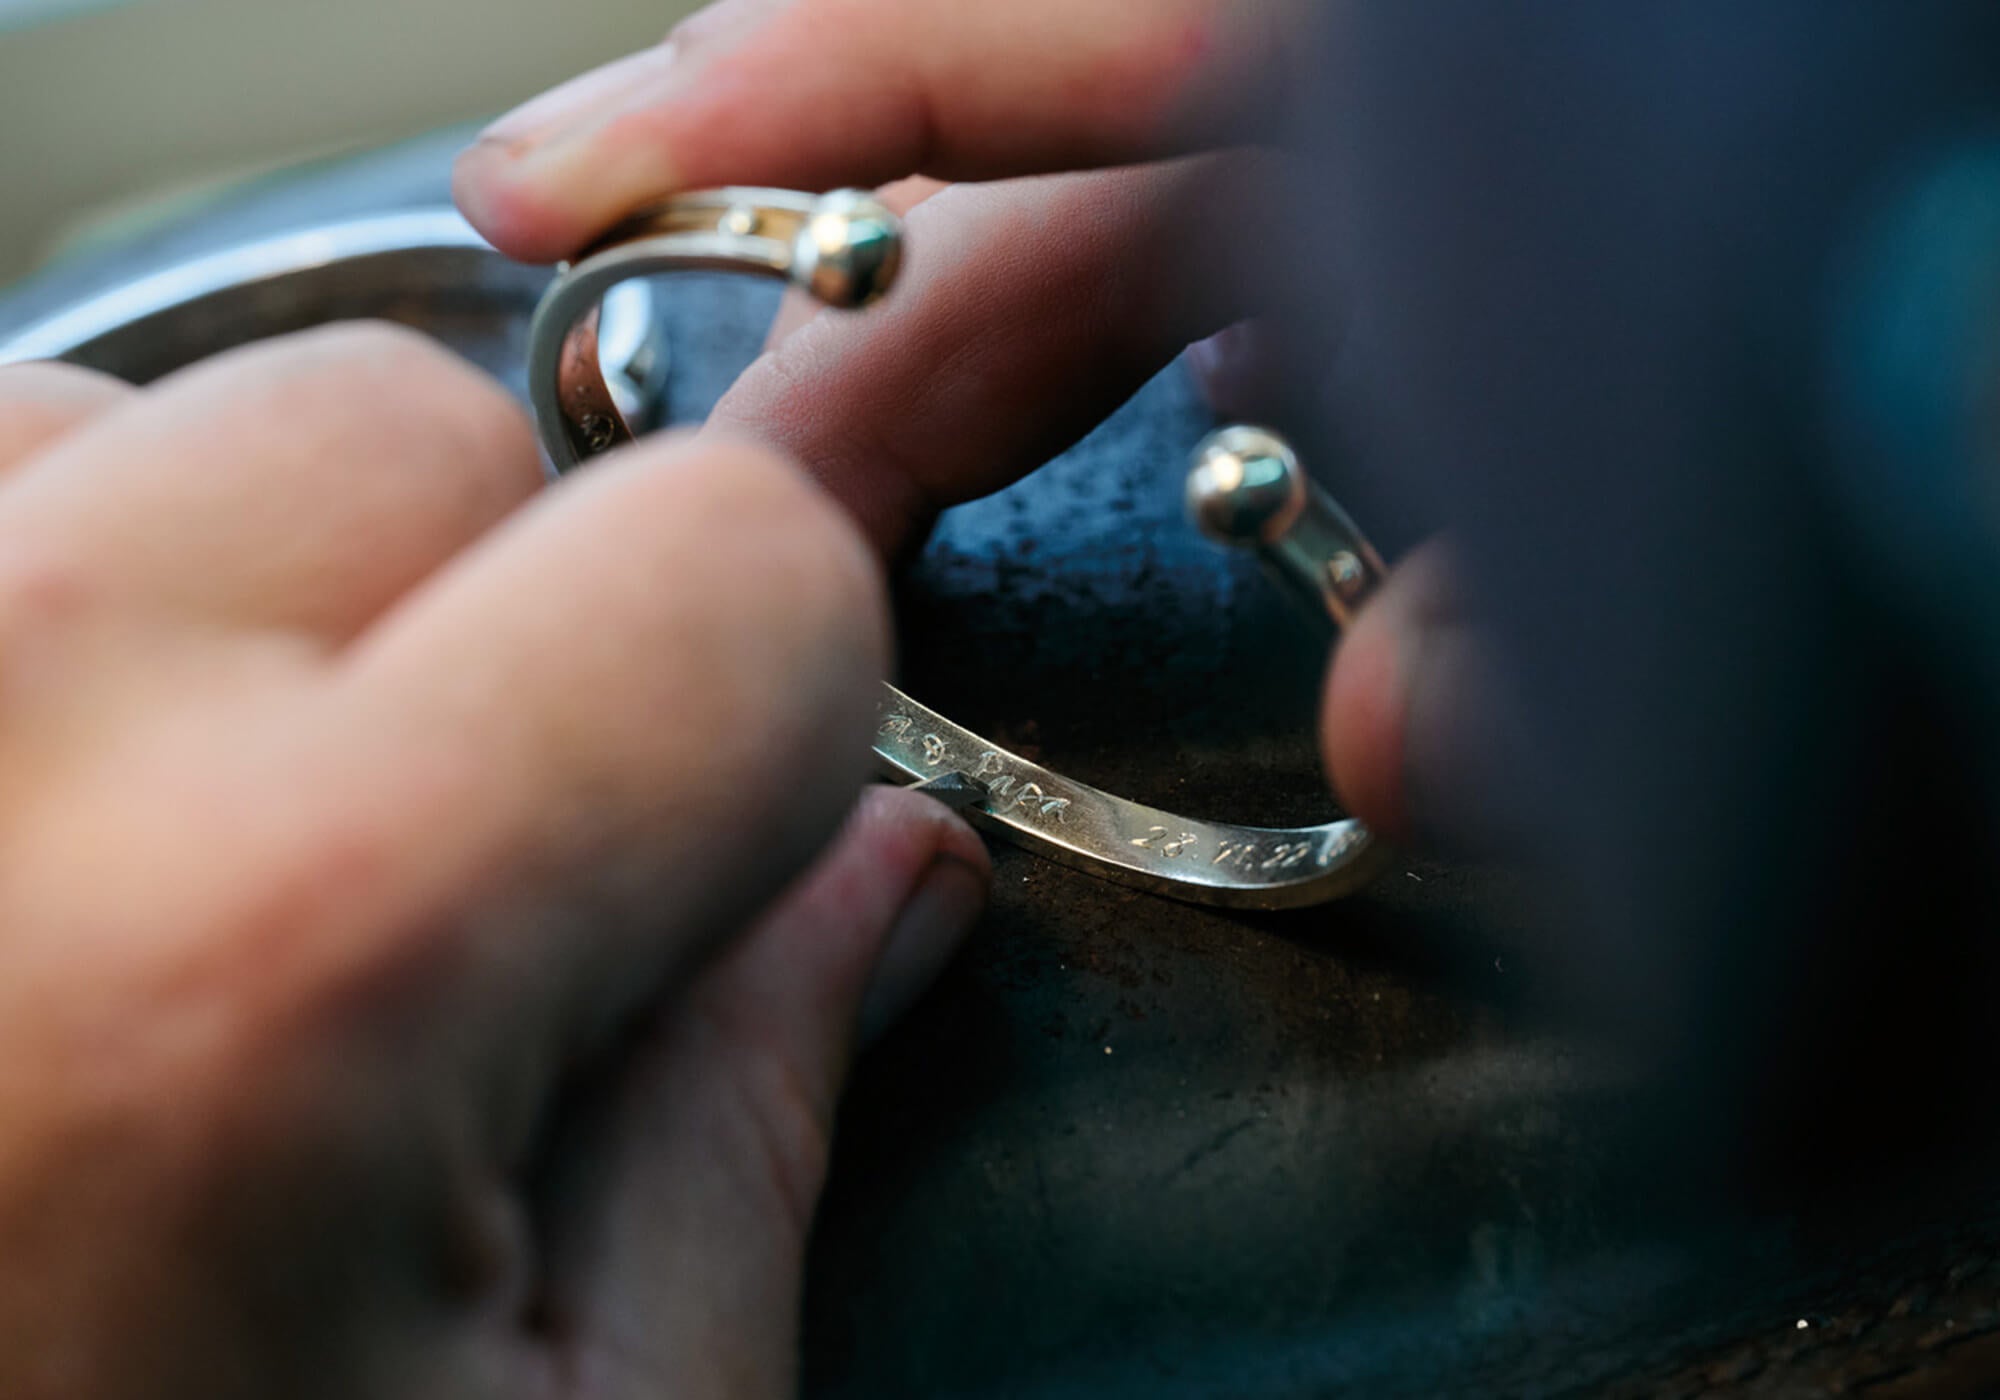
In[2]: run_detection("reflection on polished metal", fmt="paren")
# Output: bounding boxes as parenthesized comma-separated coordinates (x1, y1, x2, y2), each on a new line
(531, 191, 1391, 908)
(596, 282, 673, 434)
(529, 187, 901, 466)
(1188, 425, 1390, 632)
(875, 690, 1385, 909)
(0, 209, 524, 375)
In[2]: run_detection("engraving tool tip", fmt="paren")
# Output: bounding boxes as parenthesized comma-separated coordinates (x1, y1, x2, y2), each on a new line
(903, 771, 991, 811)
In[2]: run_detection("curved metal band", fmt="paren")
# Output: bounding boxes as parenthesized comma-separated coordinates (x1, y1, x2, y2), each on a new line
(534, 189, 1390, 909)
(872, 687, 1382, 909)
(0, 209, 508, 369)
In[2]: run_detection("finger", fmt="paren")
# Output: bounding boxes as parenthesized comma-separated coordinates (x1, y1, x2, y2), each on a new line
(332, 432, 891, 1093)
(454, 0, 1301, 261)
(0, 362, 132, 472)
(539, 784, 989, 1399)
(1321, 540, 1524, 856)
(709, 155, 1280, 556)
(1187, 319, 1297, 423)
(762, 176, 947, 352)
(0, 324, 542, 642)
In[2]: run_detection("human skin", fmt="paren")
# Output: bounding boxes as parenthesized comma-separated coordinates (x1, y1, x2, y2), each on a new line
(452, 0, 1445, 846)
(0, 330, 987, 1398)
(457, 0, 2000, 1148)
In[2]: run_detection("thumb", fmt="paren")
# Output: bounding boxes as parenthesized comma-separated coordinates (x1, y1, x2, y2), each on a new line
(540, 784, 989, 1399)
(1322, 539, 1529, 858)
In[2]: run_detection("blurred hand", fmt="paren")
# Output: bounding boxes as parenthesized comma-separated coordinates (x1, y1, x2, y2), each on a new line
(452, 0, 1464, 847)
(0, 332, 987, 1398)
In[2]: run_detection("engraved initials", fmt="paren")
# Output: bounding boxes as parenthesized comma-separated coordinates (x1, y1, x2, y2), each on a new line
(1013, 783, 1070, 820)
(970, 751, 1068, 822)
(921, 734, 947, 767)
(880, 713, 914, 738)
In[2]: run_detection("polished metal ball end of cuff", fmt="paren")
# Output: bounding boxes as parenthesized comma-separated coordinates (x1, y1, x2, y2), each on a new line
(1188, 424, 1309, 543)
(1188, 425, 1389, 633)
(791, 188, 903, 308)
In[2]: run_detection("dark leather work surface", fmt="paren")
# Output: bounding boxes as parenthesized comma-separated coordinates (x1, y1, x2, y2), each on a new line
(13, 133, 2000, 1399)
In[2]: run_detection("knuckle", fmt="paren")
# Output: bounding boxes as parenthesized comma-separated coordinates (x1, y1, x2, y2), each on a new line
(0, 360, 130, 416)
(0, 358, 122, 391)
(287, 321, 542, 502)
(21, 825, 430, 1207)
(0, 362, 131, 464)
(712, 442, 889, 655)
(292, 318, 452, 379)
(0, 548, 105, 653)
(665, 0, 770, 52)
(736, 1059, 833, 1241)
(694, 1002, 835, 1241)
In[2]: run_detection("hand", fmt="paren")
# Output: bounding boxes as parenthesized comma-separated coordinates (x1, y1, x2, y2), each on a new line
(455, 0, 2000, 1169)
(0, 330, 988, 1398)
(451, 0, 1499, 851)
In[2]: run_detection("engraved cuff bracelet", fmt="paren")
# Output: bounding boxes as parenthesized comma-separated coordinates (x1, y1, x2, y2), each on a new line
(530, 188, 1392, 909)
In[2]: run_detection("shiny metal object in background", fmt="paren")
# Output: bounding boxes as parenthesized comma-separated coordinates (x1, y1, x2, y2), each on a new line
(531, 195, 1391, 908)
(0, 209, 541, 379)
(1188, 425, 1389, 633)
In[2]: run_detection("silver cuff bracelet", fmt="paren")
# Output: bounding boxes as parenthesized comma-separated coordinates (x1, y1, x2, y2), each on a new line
(529, 189, 1392, 909)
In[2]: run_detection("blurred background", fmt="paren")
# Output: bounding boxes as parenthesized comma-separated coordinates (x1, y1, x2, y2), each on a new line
(0, 0, 693, 281)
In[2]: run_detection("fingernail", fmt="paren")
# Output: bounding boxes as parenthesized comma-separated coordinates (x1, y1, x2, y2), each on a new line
(474, 42, 681, 154)
(860, 854, 988, 1043)
(1186, 322, 1256, 415)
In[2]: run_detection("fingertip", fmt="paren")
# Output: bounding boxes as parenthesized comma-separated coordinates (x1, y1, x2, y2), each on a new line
(452, 144, 582, 264)
(1322, 542, 1526, 859)
(1322, 595, 1414, 840)
(850, 781, 994, 886)
(846, 785, 990, 1043)
(0, 361, 134, 468)
(1321, 540, 1466, 841)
